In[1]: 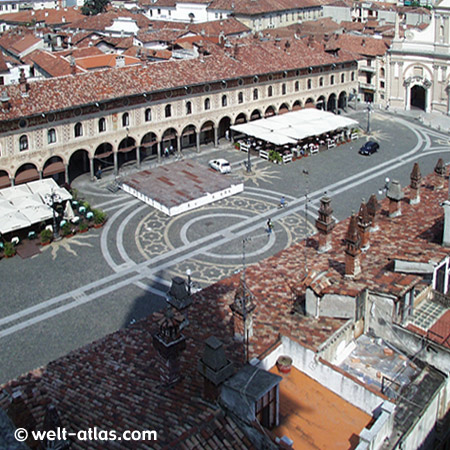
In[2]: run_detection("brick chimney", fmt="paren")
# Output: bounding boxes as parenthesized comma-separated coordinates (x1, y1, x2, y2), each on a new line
(434, 158, 446, 190)
(357, 200, 371, 251)
(315, 195, 335, 252)
(410, 162, 421, 205)
(386, 180, 404, 218)
(230, 275, 256, 342)
(18, 68, 29, 96)
(166, 276, 192, 311)
(152, 309, 186, 386)
(197, 336, 233, 402)
(366, 194, 379, 232)
(345, 214, 361, 278)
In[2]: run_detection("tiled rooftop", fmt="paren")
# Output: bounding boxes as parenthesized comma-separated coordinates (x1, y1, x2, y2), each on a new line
(0, 7, 84, 26)
(270, 365, 371, 449)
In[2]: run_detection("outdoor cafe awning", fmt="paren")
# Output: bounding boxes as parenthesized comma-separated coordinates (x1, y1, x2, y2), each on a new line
(230, 109, 358, 145)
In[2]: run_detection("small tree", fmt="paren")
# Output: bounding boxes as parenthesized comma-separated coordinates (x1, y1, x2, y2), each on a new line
(92, 208, 107, 225)
(4, 242, 16, 257)
(81, 0, 110, 15)
(40, 228, 52, 244)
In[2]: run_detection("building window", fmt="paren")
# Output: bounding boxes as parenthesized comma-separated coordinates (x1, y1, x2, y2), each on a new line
(19, 135, 28, 151)
(268, 86, 273, 97)
(47, 128, 56, 144)
(319, 77, 323, 87)
(294, 81, 299, 92)
(380, 68, 385, 78)
(186, 101, 192, 115)
(351, 71, 355, 81)
(222, 95, 227, 107)
(281, 83, 286, 95)
(238, 92, 243, 103)
(204, 97, 210, 110)
(341, 73, 345, 83)
(74, 122, 83, 137)
(122, 112, 129, 127)
(380, 80, 385, 89)
(253, 88, 258, 100)
(255, 387, 277, 429)
(165, 105, 171, 118)
(98, 118, 106, 132)
(330, 75, 335, 85)
(157, 8, 161, 14)
(145, 108, 152, 122)
(307, 79, 312, 89)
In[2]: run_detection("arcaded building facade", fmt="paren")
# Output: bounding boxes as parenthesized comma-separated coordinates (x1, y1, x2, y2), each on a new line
(0, 38, 357, 187)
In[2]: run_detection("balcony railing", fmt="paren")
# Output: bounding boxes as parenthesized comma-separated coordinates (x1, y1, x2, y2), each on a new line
(359, 82, 375, 91)
(359, 65, 376, 73)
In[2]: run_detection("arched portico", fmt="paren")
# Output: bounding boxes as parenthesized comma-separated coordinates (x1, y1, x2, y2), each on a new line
(68, 149, 90, 183)
(94, 143, 114, 177)
(338, 91, 347, 110)
(264, 106, 276, 117)
(279, 103, 289, 114)
(305, 98, 315, 108)
(250, 109, 261, 121)
(292, 100, 302, 110)
(161, 128, 178, 157)
(15, 163, 39, 185)
(181, 125, 197, 150)
(316, 95, 326, 110)
(43, 155, 66, 185)
(327, 93, 337, 113)
(200, 120, 216, 147)
(0, 169, 11, 189)
(218, 116, 231, 142)
(118, 137, 137, 172)
(234, 113, 247, 124)
(140, 132, 158, 163)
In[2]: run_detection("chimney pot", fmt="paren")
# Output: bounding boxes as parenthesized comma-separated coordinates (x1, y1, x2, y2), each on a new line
(230, 276, 256, 342)
(345, 214, 361, 278)
(410, 162, 421, 204)
(166, 276, 192, 311)
(386, 180, 404, 217)
(434, 158, 446, 190)
(357, 201, 371, 250)
(315, 195, 335, 252)
(366, 194, 379, 231)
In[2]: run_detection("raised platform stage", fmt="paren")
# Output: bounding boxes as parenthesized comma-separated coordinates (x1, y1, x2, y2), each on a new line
(120, 160, 244, 216)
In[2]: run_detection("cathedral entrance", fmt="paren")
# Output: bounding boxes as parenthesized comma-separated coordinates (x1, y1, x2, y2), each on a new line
(410, 85, 426, 110)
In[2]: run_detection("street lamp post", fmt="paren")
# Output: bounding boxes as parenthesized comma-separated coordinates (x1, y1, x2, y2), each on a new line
(186, 268, 192, 295)
(247, 139, 251, 173)
(44, 189, 62, 241)
(367, 104, 372, 134)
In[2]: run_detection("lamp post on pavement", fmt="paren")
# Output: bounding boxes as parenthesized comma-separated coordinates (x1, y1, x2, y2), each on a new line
(367, 103, 372, 134)
(44, 189, 62, 241)
(186, 268, 192, 295)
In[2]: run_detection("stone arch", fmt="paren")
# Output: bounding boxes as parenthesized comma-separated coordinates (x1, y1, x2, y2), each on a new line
(279, 103, 289, 114)
(68, 149, 90, 183)
(327, 93, 337, 113)
(316, 95, 326, 110)
(411, 85, 426, 110)
(338, 91, 347, 110)
(181, 124, 197, 150)
(404, 62, 433, 81)
(118, 136, 137, 170)
(234, 112, 247, 124)
(15, 163, 39, 185)
(250, 109, 261, 121)
(218, 116, 231, 141)
(94, 143, 114, 174)
(200, 120, 215, 145)
(292, 100, 302, 110)
(141, 132, 158, 161)
(161, 127, 178, 152)
(43, 155, 66, 184)
(264, 105, 276, 117)
(0, 169, 11, 189)
(305, 97, 315, 108)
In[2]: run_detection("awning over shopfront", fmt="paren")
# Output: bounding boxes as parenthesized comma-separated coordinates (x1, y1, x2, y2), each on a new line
(43, 161, 65, 177)
(230, 109, 358, 145)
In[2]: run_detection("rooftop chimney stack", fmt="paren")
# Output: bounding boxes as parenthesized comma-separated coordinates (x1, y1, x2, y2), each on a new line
(366, 194, 379, 232)
(197, 336, 233, 402)
(18, 68, 29, 96)
(386, 180, 404, 218)
(357, 200, 371, 251)
(230, 276, 256, 342)
(0, 90, 10, 111)
(315, 195, 335, 252)
(409, 162, 422, 204)
(434, 158, 446, 191)
(152, 309, 186, 386)
(70, 56, 76, 75)
(345, 214, 361, 278)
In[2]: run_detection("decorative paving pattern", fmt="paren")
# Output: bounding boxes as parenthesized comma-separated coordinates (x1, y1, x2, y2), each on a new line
(41, 233, 96, 260)
(135, 192, 315, 285)
(408, 299, 447, 331)
(236, 163, 282, 187)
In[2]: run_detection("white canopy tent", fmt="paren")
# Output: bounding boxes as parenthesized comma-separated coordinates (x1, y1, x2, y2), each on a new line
(0, 179, 72, 235)
(230, 109, 358, 145)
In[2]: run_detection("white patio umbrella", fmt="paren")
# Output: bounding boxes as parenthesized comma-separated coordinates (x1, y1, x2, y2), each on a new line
(0, 211, 31, 234)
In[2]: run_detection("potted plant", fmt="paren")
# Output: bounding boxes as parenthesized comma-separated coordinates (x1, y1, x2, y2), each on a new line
(40, 228, 52, 245)
(60, 222, 75, 238)
(92, 208, 107, 228)
(234, 142, 240, 150)
(3, 242, 16, 258)
(78, 221, 89, 233)
(276, 355, 293, 374)
(269, 149, 282, 164)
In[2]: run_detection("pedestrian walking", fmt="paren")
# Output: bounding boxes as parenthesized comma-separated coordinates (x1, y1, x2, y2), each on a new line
(279, 196, 286, 208)
(164, 147, 169, 158)
(267, 218, 273, 234)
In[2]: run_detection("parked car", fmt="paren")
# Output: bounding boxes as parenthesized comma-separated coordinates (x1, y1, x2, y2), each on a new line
(359, 141, 379, 155)
(209, 159, 231, 173)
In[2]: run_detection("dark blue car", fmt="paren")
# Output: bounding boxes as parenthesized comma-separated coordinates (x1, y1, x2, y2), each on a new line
(359, 141, 379, 155)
